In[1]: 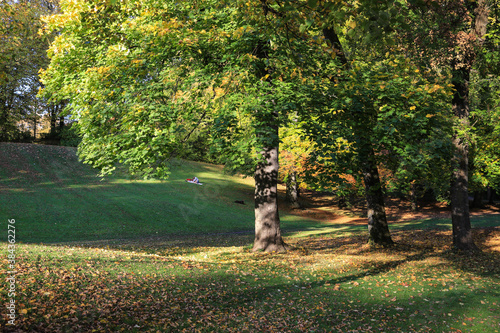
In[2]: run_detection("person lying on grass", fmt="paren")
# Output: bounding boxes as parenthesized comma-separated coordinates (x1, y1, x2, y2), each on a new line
(186, 177, 202, 185)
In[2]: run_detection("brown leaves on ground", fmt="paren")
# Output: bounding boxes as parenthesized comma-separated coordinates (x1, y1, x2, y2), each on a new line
(281, 188, 500, 226)
(2, 227, 499, 333)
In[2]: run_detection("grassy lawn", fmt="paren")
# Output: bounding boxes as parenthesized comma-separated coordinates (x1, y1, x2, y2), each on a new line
(1, 143, 499, 332)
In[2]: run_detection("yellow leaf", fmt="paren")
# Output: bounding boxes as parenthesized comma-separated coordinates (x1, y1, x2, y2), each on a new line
(428, 84, 442, 93)
(214, 87, 225, 98)
(410, 106, 416, 110)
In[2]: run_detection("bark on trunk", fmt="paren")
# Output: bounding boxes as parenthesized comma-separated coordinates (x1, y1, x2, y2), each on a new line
(285, 171, 301, 209)
(448, 0, 488, 252)
(249, 28, 287, 252)
(59, 115, 65, 130)
(409, 182, 419, 212)
(450, 69, 479, 252)
(361, 146, 393, 246)
(253, 145, 288, 252)
(33, 116, 37, 139)
(50, 109, 57, 134)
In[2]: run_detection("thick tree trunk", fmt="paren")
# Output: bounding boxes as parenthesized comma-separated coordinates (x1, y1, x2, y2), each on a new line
(361, 146, 393, 246)
(253, 145, 288, 252)
(450, 69, 479, 252)
(33, 116, 37, 139)
(250, 29, 287, 252)
(448, 0, 488, 252)
(285, 171, 301, 209)
(50, 110, 57, 134)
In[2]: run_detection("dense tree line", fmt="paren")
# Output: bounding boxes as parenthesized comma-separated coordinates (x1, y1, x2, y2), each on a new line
(0, 0, 65, 141)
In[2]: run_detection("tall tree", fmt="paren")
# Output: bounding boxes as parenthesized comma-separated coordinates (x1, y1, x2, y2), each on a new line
(41, 0, 296, 252)
(397, 0, 492, 252)
(266, 0, 456, 246)
(233, 0, 456, 247)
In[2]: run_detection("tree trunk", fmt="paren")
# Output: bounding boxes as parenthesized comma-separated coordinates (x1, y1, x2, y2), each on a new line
(448, 0, 488, 252)
(250, 29, 287, 252)
(33, 115, 37, 139)
(450, 69, 479, 252)
(253, 144, 288, 252)
(361, 146, 393, 246)
(59, 114, 65, 130)
(285, 171, 301, 209)
(409, 182, 419, 212)
(487, 187, 494, 205)
(50, 108, 57, 134)
(472, 191, 483, 209)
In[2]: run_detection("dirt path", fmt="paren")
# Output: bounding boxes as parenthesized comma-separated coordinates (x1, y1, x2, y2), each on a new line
(281, 189, 500, 225)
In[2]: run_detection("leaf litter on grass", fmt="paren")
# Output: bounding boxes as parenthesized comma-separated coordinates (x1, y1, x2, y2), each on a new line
(2, 228, 499, 333)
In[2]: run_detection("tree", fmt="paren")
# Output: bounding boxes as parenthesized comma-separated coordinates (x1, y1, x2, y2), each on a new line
(220, 0, 456, 247)
(41, 0, 297, 252)
(0, 0, 60, 141)
(271, 0, 456, 246)
(302, 56, 453, 246)
(396, 0, 493, 252)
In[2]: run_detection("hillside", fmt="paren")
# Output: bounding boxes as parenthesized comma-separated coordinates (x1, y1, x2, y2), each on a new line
(1, 143, 348, 244)
(0, 143, 260, 243)
(2, 143, 499, 244)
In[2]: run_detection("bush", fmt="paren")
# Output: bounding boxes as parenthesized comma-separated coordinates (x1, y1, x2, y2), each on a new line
(59, 124, 82, 147)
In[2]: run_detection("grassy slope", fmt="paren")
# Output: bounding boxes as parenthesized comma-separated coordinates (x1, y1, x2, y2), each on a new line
(0, 143, 255, 243)
(0, 143, 335, 244)
(1, 143, 497, 244)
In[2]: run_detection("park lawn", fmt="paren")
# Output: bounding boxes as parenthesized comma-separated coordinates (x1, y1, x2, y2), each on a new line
(0, 143, 327, 243)
(1, 142, 500, 332)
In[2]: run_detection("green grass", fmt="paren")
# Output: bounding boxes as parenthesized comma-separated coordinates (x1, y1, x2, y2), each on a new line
(0, 143, 333, 243)
(0, 143, 256, 242)
(1, 142, 499, 332)
(2, 232, 500, 332)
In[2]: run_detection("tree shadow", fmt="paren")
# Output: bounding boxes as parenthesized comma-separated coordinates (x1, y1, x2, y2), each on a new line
(291, 227, 500, 279)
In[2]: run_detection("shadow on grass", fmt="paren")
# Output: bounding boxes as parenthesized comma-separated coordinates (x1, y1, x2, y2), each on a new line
(291, 227, 500, 279)
(4, 228, 499, 332)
